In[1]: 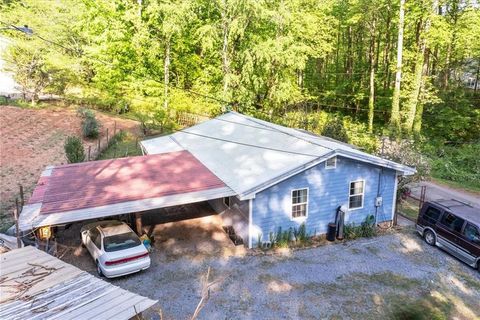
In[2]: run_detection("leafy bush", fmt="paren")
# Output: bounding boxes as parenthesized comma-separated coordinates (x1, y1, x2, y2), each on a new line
(381, 139, 431, 195)
(64, 136, 85, 163)
(293, 223, 308, 242)
(321, 117, 349, 143)
(427, 143, 480, 191)
(77, 107, 100, 139)
(82, 116, 100, 139)
(344, 215, 377, 240)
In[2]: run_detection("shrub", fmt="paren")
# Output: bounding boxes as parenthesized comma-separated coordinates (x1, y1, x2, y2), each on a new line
(77, 107, 100, 139)
(344, 215, 377, 240)
(293, 223, 308, 242)
(82, 116, 100, 139)
(64, 136, 85, 163)
(321, 117, 349, 143)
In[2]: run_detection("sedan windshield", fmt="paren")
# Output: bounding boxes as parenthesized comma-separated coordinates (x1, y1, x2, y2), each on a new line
(103, 232, 141, 252)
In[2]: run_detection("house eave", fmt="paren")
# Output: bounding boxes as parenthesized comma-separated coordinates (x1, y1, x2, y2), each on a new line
(238, 150, 416, 200)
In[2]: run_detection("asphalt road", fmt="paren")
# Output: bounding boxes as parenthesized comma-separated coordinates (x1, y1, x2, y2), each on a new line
(409, 181, 480, 209)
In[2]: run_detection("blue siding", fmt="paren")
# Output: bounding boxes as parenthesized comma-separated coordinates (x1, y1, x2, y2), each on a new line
(251, 156, 397, 244)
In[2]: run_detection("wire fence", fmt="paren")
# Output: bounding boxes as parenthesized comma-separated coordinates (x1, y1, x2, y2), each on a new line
(396, 186, 426, 221)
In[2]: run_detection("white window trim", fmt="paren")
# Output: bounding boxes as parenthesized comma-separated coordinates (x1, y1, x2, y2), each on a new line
(223, 197, 230, 208)
(325, 156, 337, 169)
(290, 187, 309, 221)
(348, 180, 365, 210)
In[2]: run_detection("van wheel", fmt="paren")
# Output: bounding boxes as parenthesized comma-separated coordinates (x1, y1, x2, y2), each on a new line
(96, 261, 104, 277)
(424, 230, 436, 246)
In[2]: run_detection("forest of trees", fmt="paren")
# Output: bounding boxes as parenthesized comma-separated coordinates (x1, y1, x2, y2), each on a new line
(1, 0, 479, 187)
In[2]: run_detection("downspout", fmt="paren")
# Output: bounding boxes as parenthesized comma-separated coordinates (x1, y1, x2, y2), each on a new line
(392, 172, 399, 223)
(374, 168, 384, 224)
(248, 199, 253, 248)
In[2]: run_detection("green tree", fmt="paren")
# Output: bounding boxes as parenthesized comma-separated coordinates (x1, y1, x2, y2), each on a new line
(64, 136, 86, 163)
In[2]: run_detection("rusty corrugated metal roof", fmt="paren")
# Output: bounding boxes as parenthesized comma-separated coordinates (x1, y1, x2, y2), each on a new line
(30, 150, 226, 215)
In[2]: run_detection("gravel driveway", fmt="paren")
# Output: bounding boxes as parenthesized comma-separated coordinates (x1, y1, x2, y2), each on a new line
(60, 223, 480, 320)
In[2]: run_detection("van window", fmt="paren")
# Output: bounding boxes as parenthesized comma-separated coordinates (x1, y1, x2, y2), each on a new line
(441, 212, 465, 233)
(463, 223, 480, 244)
(423, 206, 441, 224)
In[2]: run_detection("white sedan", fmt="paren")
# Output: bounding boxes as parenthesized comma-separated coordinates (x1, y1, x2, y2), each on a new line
(80, 220, 151, 278)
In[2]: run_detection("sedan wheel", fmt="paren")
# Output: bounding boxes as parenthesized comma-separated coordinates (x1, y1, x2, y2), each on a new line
(96, 261, 104, 277)
(424, 230, 436, 246)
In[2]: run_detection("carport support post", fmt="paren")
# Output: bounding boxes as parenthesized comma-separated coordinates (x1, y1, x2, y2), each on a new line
(135, 212, 143, 235)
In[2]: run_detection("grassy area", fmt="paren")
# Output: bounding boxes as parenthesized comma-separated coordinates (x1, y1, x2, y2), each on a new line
(431, 178, 480, 195)
(427, 143, 480, 193)
(397, 197, 421, 221)
(97, 131, 143, 160)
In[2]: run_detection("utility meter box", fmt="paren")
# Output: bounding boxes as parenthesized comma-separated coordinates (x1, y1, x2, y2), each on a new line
(375, 197, 383, 207)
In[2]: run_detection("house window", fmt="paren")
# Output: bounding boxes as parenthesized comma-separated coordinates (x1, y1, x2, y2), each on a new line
(325, 157, 337, 169)
(349, 180, 364, 209)
(223, 197, 230, 208)
(291, 188, 308, 219)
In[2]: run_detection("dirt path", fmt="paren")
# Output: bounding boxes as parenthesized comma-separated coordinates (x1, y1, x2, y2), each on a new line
(409, 181, 480, 209)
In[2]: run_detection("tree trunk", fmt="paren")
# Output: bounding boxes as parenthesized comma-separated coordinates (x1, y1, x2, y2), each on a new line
(389, 0, 405, 133)
(410, 0, 436, 135)
(413, 53, 429, 135)
(221, 0, 230, 104)
(474, 62, 479, 93)
(383, 7, 392, 91)
(404, 21, 424, 134)
(137, 0, 142, 17)
(368, 19, 376, 133)
(164, 38, 170, 110)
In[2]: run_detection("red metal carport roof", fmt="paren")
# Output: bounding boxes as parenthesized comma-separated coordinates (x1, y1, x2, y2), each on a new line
(28, 150, 227, 215)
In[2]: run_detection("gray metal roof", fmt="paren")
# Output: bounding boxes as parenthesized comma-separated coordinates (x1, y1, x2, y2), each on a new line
(141, 112, 416, 199)
(0, 246, 157, 319)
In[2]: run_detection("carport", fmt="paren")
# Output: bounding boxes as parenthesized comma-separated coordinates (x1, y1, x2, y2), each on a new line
(18, 151, 236, 237)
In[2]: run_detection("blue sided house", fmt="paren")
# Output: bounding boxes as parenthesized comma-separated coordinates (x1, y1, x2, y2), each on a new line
(141, 112, 415, 248)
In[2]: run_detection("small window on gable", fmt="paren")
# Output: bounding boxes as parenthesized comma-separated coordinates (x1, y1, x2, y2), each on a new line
(223, 197, 230, 208)
(326, 157, 337, 169)
(291, 188, 308, 219)
(349, 180, 364, 209)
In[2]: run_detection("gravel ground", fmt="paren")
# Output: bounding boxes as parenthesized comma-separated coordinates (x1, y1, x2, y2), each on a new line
(60, 225, 480, 320)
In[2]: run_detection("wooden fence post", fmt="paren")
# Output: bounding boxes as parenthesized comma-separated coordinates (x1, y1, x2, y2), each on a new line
(114, 121, 117, 135)
(19, 185, 24, 207)
(14, 198, 21, 248)
(88, 146, 91, 161)
(106, 128, 109, 146)
(97, 136, 101, 152)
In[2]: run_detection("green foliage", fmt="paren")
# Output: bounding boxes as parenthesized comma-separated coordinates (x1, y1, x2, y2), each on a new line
(344, 215, 377, 240)
(293, 223, 308, 242)
(2, 0, 479, 190)
(426, 143, 480, 191)
(64, 136, 85, 163)
(321, 117, 349, 143)
(381, 139, 431, 195)
(77, 108, 100, 139)
(97, 131, 141, 160)
(265, 223, 310, 248)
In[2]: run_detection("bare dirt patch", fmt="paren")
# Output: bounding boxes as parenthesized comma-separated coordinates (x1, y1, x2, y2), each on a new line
(0, 105, 140, 230)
